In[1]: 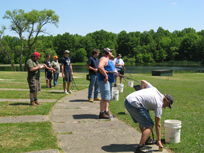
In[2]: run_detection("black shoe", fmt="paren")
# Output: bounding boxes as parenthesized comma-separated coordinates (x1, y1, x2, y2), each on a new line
(114, 83, 117, 87)
(99, 112, 109, 119)
(135, 144, 145, 153)
(145, 137, 156, 145)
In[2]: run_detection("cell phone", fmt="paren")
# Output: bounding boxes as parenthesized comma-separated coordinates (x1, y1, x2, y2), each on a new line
(40, 65, 45, 68)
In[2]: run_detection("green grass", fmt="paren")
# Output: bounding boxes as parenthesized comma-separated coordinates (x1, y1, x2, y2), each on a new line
(0, 102, 56, 117)
(0, 121, 59, 153)
(109, 73, 204, 153)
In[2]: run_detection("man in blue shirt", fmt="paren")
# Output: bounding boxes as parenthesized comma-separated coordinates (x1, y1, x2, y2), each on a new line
(86, 49, 101, 102)
(98, 48, 117, 119)
(61, 50, 73, 94)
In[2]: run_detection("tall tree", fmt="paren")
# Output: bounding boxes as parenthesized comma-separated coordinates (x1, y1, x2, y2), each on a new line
(3, 9, 59, 71)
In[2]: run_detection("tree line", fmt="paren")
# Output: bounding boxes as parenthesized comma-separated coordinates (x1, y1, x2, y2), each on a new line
(1, 9, 204, 71)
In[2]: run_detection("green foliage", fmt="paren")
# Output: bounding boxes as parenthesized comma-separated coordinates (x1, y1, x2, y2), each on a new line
(75, 48, 87, 62)
(1, 9, 204, 65)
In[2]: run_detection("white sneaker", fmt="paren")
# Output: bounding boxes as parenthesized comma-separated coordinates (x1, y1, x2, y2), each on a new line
(68, 90, 73, 94)
(64, 91, 69, 94)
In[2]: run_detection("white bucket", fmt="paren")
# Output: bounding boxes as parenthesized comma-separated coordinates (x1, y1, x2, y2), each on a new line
(164, 120, 182, 143)
(117, 84, 124, 92)
(113, 90, 119, 101)
(128, 81, 134, 87)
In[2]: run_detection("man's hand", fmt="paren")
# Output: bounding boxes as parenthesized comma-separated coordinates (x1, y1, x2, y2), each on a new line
(71, 72, 73, 76)
(37, 65, 41, 69)
(93, 69, 98, 73)
(104, 75, 108, 82)
(62, 73, 65, 78)
(157, 140, 163, 148)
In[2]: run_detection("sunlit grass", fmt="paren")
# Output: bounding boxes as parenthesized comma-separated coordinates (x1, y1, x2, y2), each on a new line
(110, 73, 204, 153)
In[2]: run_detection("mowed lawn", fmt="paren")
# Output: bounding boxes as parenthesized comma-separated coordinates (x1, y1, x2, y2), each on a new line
(0, 71, 89, 153)
(109, 72, 204, 153)
(0, 71, 203, 152)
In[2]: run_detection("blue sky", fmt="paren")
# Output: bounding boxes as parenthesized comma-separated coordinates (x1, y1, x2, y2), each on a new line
(0, 0, 204, 37)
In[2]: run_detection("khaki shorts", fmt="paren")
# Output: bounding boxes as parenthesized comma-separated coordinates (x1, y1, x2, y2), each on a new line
(27, 78, 41, 93)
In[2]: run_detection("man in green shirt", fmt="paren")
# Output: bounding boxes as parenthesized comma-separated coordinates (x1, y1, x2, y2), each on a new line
(26, 52, 54, 106)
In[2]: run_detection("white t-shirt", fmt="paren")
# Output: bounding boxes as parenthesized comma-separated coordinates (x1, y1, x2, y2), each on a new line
(126, 83, 164, 118)
(114, 58, 124, 69)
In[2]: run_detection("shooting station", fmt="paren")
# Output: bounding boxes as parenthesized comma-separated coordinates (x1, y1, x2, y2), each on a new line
(152, 69, 173, 76)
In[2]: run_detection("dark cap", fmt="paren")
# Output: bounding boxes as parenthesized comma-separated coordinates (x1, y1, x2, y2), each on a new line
(165, 94, 174, 109)
(117, 54, 122, 57)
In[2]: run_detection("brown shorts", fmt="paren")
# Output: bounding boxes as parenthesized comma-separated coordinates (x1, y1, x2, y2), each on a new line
(27, 78, 41, 93)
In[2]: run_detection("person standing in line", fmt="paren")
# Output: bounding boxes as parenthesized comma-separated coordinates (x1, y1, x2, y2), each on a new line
(51, 56, 60, 87)
(114, 54, 125, 87)
(26, 52, 54, 106)
(61, 50, 73, 94)
(86, 49, 101, 102)
(124, 80, 174, 153)
(98, 48, 117, 119)
(44, 54, 53, 88)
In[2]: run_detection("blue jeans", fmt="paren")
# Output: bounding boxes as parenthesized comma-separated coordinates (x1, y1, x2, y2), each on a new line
(124, 99, 154, 128)
(53, 73, 59, 86)
(88, 74, 99, 99)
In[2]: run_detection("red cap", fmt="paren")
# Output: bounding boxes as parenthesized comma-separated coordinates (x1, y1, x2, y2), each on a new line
(34, 52, 40, 58)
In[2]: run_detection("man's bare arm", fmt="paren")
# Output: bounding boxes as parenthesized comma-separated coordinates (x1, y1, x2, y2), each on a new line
(141, 80, 149, 89)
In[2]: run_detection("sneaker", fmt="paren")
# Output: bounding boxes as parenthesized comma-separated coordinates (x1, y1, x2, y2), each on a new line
(105, 111, 110, 116)
(68, 90, 73, 94)
(145, 137, 156, 145)
(94, 97, 101, 101)
(30, 100, 37, 106)
(114, 83, 117, 87)
(99, 112, 109, 119)
(89, 98, 93, 102)
(64, 91, 69, 94)
(135, 144, 145, 153)
(35, 100, 41, 105)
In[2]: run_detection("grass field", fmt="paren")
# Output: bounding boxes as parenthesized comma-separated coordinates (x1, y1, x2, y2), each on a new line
(109, 73, 204, 153)
(0, 71, 203, 152)
(0, 71, 88, 153)
(0, 121, 60, 153)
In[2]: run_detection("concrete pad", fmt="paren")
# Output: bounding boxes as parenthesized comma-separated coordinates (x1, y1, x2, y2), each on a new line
(53, 102, 99, 109)
(57, 128, 140, 153)
(53, 120, 134, 134)
(51, 108, 100, 115)
(0, 115, 48, 123)
(24, 149, 59, 153)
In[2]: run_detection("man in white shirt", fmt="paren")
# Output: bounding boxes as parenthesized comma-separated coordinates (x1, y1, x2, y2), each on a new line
(124, 80, 174, 153)
(114, 54, 124, 87)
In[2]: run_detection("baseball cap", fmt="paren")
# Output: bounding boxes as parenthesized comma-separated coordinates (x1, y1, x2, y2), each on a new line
(65, 50, 70, 54)
(34, 52, 40, 58)
(165, 93, 174, 109)
(118, 54, 122, 57)
(103, 48, 113, 52)
(54, 56, 58, 59)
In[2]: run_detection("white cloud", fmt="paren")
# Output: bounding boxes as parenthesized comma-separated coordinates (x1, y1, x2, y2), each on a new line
(172, 2, 177, 5)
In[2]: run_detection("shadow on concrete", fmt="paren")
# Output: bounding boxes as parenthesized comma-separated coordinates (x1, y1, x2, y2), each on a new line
(101, 144, 137, 152)
(102, 144, 154, 152)
(73, 114, 98, 119)
(69, 99, 89, 102)
(9, 103, 30, 106)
